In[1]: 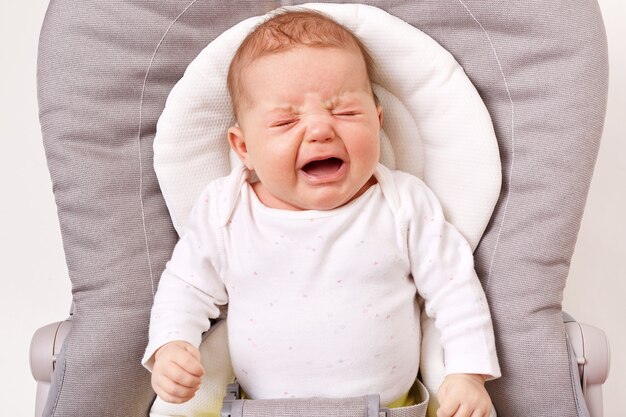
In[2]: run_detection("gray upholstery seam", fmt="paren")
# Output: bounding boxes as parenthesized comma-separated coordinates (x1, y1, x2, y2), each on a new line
(456, 0, 516, 291)
(566, 332, 588, 417)
(49, 342, 67, 416)
(138, 0, 200, 298)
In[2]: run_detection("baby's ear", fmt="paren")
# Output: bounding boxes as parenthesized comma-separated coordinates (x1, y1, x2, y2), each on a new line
(228, 126, 253, 170)
(377, 105, 383, 129)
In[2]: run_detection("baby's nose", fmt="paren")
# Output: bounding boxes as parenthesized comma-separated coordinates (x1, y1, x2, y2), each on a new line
(304, 115, 335, 143)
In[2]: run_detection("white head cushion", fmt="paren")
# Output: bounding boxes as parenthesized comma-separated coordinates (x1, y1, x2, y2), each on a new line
(154, 3, 501, 250)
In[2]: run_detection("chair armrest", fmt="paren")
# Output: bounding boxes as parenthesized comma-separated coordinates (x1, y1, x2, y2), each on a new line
(30, 320, 72, 417)
(564, 313, 610, 417)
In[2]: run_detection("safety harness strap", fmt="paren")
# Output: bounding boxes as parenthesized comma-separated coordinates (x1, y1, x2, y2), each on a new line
(221, 380, 429, 417)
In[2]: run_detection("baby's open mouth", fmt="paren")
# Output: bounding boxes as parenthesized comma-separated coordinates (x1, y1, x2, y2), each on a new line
(301, 157, 344, 177)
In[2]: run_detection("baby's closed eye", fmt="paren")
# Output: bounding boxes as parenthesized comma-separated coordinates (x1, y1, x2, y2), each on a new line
(332, 110, 360, 117)
(270, 118, 298, 128)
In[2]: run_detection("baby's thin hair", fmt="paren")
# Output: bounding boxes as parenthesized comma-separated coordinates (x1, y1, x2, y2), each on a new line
(227, 9, 377, 117)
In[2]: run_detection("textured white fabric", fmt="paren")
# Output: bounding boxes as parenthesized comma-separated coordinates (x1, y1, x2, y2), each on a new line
(153, 3, 501, 250)
(144, 164, 500, 408)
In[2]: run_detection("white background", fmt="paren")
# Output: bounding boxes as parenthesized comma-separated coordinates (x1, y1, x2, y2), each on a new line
(0, 1, 623, 416)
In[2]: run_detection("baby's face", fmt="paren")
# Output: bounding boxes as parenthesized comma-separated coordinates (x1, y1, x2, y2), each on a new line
(228, 46, 382, 211)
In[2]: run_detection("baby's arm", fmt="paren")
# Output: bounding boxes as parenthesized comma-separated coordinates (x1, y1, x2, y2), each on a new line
(406, 177, 500, 378)
(151, 340, 205, 404)
(437, 374, 492, 417)
(401, 175, 500, 413)
(142, 182, 229, 401)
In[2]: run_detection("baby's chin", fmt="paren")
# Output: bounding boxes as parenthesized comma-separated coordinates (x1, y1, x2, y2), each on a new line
(252, 176, 376, 211)
(274, 194, 347, 211)
(293, 181, 377, 211)
(258, 188, 352, 211)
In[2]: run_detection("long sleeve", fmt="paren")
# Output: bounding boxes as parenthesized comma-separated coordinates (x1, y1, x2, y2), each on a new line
(142, 184, 230, 370)
(404, 176, 500, 379)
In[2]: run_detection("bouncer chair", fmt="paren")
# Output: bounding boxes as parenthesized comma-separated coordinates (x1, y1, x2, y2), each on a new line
(30, 1, 610, 417)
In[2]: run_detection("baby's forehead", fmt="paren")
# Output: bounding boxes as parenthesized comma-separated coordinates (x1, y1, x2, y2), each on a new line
(235, 45, 373, 116)
(241, 44, 365, 73)
(261, 92, 363, 112)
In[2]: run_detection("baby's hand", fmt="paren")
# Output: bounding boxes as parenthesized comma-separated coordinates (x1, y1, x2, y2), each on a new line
(436, 374, 492, 417)
(151, 340, 205, 404)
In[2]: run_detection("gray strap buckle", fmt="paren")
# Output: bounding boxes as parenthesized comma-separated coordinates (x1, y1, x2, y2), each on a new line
(379, 407, 391, 417)
(220, 382, 242, 417)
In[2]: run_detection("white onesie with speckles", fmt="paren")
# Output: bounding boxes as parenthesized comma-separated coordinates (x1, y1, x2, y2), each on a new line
(143, 163, 500, 406)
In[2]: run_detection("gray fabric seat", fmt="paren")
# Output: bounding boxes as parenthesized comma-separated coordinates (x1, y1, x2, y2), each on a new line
(33, 1, 608, 416)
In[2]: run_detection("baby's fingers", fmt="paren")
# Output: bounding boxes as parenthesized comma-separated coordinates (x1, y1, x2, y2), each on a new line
(440, 402, 484, 417)
(152, 341, 205, 403)
(177, 345, 205, 378)
(164, 361, 203, 389)
(152, 371, 199, 404)
(438, 394, 491, 417)
(470, 407, 494, 417)
(437, 397, 460, 417)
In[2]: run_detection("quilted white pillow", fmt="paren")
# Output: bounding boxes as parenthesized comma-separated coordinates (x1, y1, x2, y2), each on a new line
(151, 3, 501, 416)
(154, 2, 500, 248)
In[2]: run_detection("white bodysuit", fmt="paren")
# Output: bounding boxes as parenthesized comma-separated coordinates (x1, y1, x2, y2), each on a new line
(143, 163, 500, 406)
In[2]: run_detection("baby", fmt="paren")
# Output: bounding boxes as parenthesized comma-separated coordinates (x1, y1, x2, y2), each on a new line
(143, 9, 501, 417)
